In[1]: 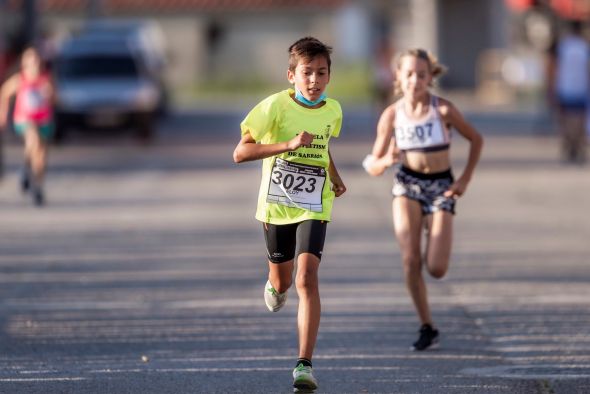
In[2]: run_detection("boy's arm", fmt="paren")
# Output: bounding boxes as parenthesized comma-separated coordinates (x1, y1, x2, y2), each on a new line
(0, 75, 18, 130)
(233, 130, 314, 163)
(328, 149, 346, 197)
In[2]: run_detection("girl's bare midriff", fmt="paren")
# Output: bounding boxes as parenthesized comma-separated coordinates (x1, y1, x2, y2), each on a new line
(402, 149, 450, 173)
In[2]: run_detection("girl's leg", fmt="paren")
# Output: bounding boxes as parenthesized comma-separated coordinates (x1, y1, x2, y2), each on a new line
(295, 252, 321, 360)
(20, 156, 32, 192)
(23, 125, 47, 187)
(22, 129, 34, 175)
(423, 211, 454, 279)
(392, 197, 432, 325)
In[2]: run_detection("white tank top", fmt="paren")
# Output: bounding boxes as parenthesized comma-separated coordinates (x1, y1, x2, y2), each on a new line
(393, 96, 451, 152)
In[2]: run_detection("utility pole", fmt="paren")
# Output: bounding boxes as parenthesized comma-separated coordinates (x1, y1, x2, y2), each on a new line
(87, 0, 103, 19)
(23, 0, 38, 47)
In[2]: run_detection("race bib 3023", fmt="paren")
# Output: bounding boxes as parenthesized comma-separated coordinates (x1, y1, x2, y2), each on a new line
(266, 158, 326, 212)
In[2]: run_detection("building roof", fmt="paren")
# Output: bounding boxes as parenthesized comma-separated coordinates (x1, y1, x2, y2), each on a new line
(8, 0, 346, 13)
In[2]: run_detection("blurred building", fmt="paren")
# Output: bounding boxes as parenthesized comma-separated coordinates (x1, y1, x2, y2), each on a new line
(1, 0, 586, 104)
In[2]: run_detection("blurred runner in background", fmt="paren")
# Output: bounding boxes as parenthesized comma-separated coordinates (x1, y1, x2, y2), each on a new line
(363, 48, 483, 352)
(0, 47, 55, 206)
(548, 20, 589, 164)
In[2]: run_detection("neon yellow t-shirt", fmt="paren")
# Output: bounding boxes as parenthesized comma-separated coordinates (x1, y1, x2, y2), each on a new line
(240, 88, 343, 225)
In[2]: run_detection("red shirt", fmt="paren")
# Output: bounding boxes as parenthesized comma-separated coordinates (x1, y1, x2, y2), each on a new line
(14, 72, 52, 124)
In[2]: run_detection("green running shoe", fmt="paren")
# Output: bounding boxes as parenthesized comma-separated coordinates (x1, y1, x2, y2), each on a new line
(292, 363, 318, 392)
(264, 280, 287, 312)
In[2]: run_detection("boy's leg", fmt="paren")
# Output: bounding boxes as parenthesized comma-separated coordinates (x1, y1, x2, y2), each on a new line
(294, 220, 326, 361)
(292, 220, 325, 391)
(295, 252, 321, 361)
(268, 259, 294, 294)
(265, 260, 294, 312)
(263, 222, 296, 311)
(293, 253, 321, 392)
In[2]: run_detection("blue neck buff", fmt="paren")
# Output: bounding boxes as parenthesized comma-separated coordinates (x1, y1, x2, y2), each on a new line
(294, 87, 326, 107)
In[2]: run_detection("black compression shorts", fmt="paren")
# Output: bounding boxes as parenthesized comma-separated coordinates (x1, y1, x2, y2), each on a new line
(263, 220, 327, 264)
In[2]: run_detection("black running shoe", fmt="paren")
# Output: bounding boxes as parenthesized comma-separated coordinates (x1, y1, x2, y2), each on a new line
(33, 188, 45, 207)
(20, 171, 30, 193)
(411, 324, 439, 351)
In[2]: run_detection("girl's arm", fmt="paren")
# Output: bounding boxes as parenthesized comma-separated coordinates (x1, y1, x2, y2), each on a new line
(364, 104, 397, 176)
(440, 99, 484, 198)
(372, 104, 396, 157)
(47, 73, 57, 105)
(328, 149, 346, 197)
(0, 75, 19, 129)
(233, 130, 313, 163)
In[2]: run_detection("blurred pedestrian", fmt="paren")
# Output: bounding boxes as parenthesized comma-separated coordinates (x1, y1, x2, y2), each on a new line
(363, 49, 483, 351)
(548, 20, 589, 164)
(233, 36, 345, 392)
(372, 37, 395, 112)
(0, 47, 55, 206)
(0, 36, 6, 180)
(36, 26, 62, 72)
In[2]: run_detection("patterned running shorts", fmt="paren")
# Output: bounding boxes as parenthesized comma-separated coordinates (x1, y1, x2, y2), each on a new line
(392, 165, 456, 215)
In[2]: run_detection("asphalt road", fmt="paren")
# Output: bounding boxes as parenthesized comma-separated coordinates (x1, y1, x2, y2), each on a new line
(0, 113, 588, 393)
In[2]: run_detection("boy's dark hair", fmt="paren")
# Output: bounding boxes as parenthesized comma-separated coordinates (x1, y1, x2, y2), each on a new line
(288, 37, 332, 73)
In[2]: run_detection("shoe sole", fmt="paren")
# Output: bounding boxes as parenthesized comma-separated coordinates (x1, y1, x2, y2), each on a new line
(33, 194, 45, 207)
(293, 382, 317, 393)
(411, 340, 440, 351)
(264, 294, 285, 312)
(293, 388, 316, 393)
